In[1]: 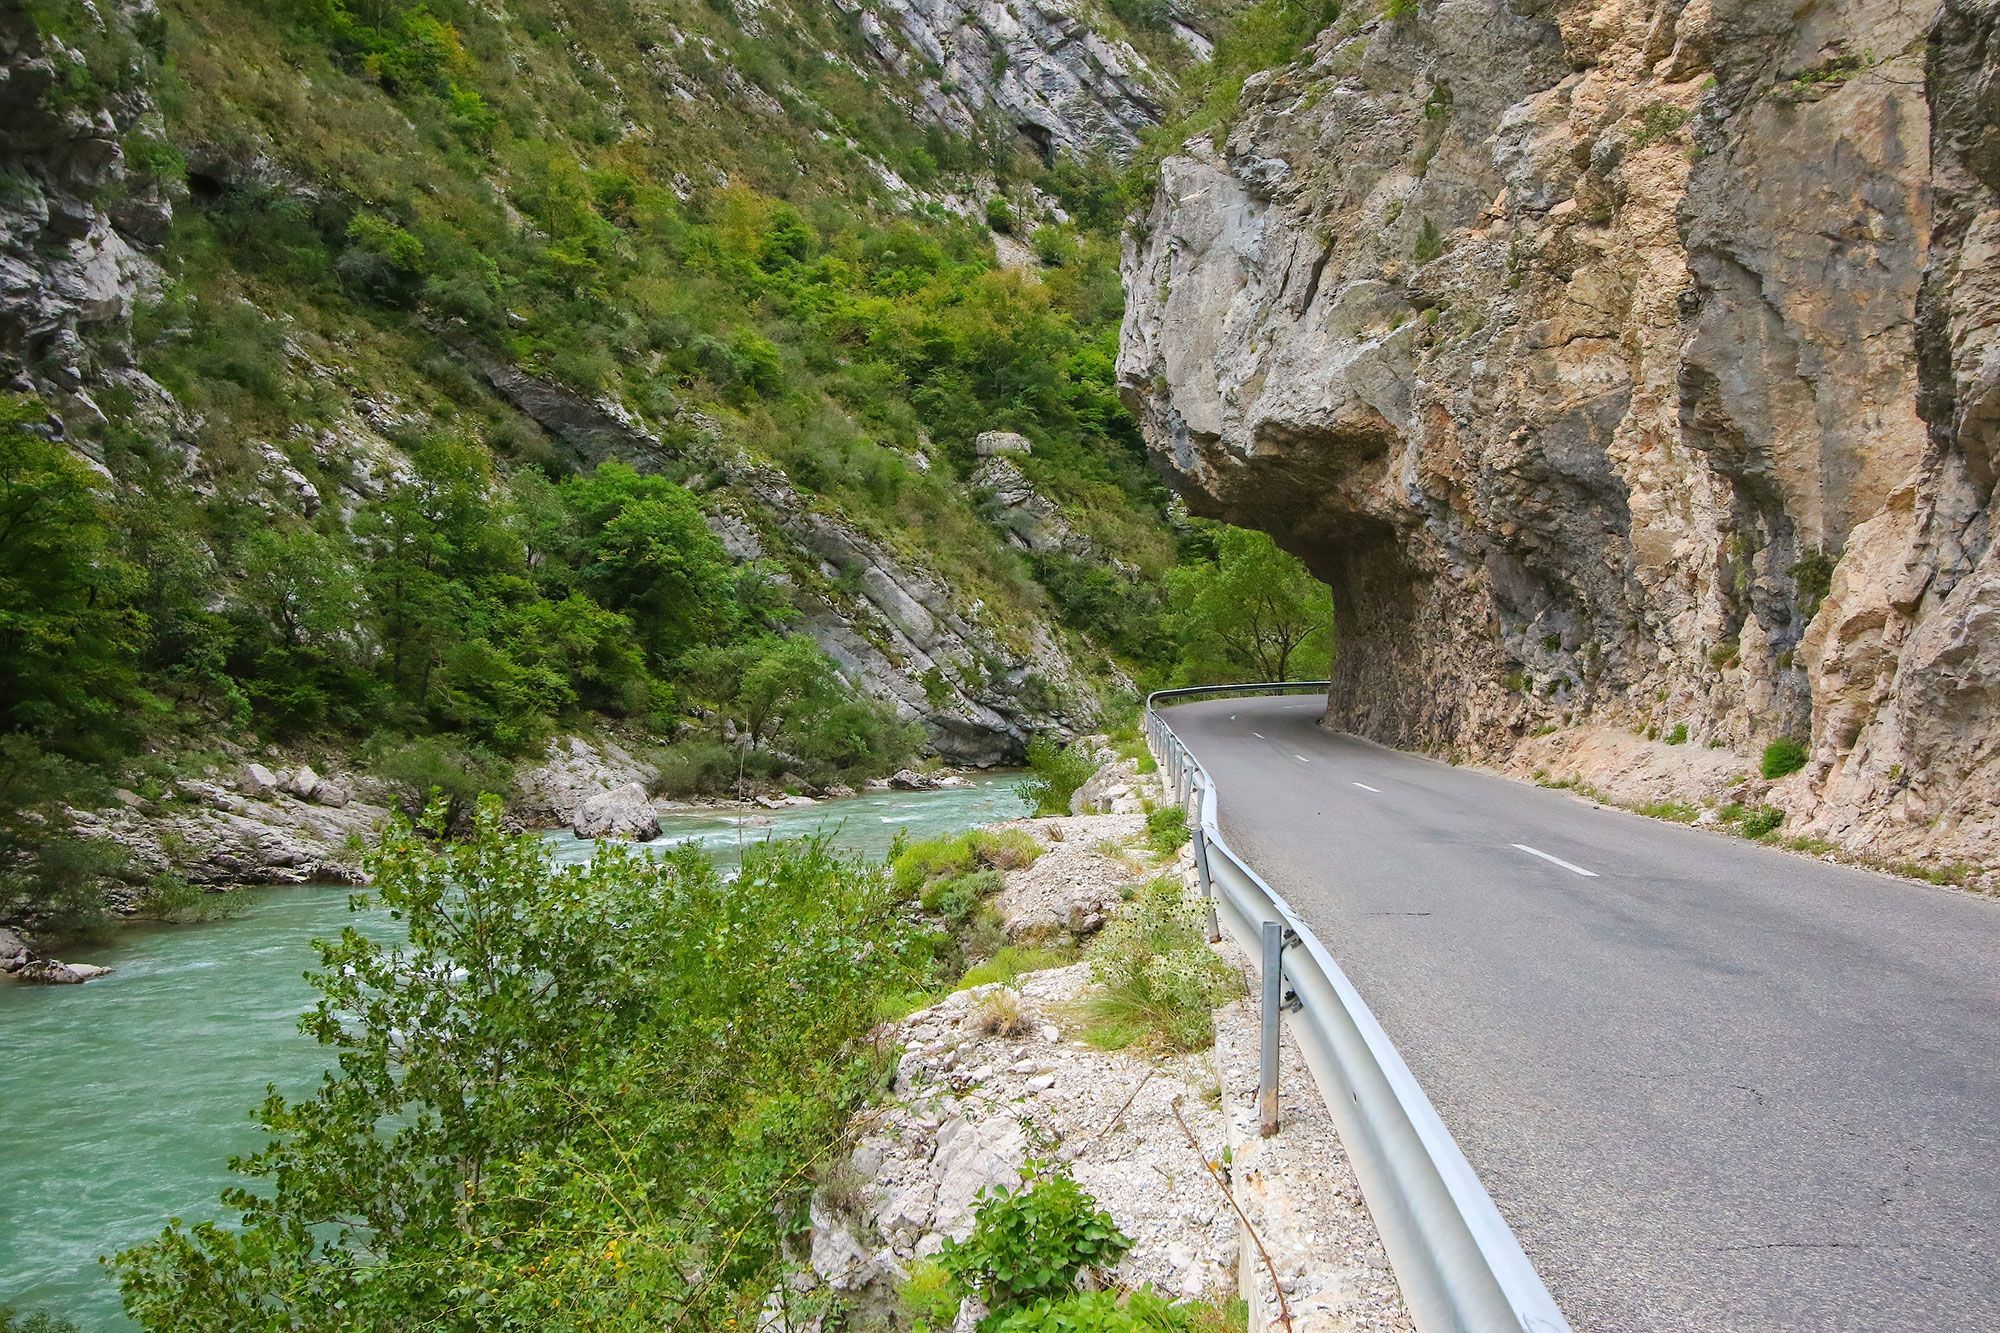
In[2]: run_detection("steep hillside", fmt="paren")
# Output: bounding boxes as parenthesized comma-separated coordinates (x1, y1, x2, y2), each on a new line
(0, 0, 1229, 920)
(1120, 0, 1999, 868)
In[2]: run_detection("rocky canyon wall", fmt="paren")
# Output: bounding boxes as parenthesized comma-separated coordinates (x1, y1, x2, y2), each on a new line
(1118, 0, 1999, 863)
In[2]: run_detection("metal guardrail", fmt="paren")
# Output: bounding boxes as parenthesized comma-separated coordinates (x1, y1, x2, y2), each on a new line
(1145, 683, 1572, 1333)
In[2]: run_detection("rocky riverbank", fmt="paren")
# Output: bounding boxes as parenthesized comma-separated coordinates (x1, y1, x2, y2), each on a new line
(788, 755, 1413, 1330)
(7, 731, 996, 983)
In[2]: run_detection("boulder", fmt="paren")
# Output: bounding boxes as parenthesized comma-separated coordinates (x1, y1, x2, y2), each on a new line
(973, 429, 1032, 457)
(888, 768, 939, 791)
(1069, 757, 1138, 815)
(16, 959, 112, 984)
(570, 782, 662, 841)
(312, 778, 352, 809)
(238, 762, 279, 797)
(0, 927, 28, 973)
(282, 765, 321, 800)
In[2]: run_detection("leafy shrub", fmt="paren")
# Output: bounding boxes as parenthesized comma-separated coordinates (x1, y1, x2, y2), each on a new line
(1761, 737, 1809, 779)
(133, 872, 244, 924)
(1143, 806, 1190, 855)
(0, 1307, 81, 1333)
(647, 739, 741, 797)
(115, 803, 915, 1327)
(899, 1257, 963, 1331)
(1017, 736, 1098, 816)
(1083, 879, 1237, 1052)
(940, 1162, 1134, 1312)
(1739, 805, 1784, 838)
(989, 1287, 1202, 1331)
(893, 828, 1043, 897)
(1789, 552, 1835, 617)
(367, 734, 511, 821)
(922, 867, 1004, 924)
(1664, 723, 1688, 746)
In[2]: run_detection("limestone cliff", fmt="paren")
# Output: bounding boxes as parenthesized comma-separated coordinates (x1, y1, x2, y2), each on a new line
(1119, 0, 1999, 864)
(838, 0, 1170, 161)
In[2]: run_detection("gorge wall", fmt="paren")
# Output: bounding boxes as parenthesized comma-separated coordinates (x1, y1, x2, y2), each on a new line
(1119, 0, 1999, 864)
(0, 0, 1181, 778)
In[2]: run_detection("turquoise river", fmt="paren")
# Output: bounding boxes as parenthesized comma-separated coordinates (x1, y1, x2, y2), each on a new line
(0, 776, 1027, 1328)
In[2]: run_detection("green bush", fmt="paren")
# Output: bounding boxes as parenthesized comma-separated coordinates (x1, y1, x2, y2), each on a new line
(1739, 805, 1784, 838)
(1017, 736, 1099, 816)
(892, 827, 1043, 897)
(1761, 737, 1808, 779)
(1082, 879, 1238, 1052)
(921, 867, 1004, 924)
(0, 1307, 81, 1333)
(1664, 723, 1688, 746)
(367, 734, 513, 821)
(989, 1287, 1201, 1331)
(1143, 806, 1190, 854)
(941, 1162, 1134, 1312)
(114, 803, 915, 1327)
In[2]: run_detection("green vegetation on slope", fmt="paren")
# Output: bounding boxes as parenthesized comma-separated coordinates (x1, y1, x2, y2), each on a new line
(2, 0, 1341, 941)
(113, 803, 914, 1327)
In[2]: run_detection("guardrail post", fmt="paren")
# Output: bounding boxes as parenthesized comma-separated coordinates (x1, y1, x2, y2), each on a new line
(1260, 918, 1282, 1137)
(1192, 828, 1221, 944)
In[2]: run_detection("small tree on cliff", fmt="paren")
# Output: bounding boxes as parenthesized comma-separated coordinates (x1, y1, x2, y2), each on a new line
(1166, 524, 1333, 683)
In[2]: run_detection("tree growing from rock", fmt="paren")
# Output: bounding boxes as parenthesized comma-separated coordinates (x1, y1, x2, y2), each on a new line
(1166, 523, 1332, 683)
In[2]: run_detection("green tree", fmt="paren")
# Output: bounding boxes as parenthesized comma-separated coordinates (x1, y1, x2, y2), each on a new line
(115, 802, 917, 1329)
(561, 464, 748, 666)
(228, 525, 372, 733)
(1166, 525, 1332, 683)
(0, 394, 146, 755)
(358, 437, 516, 714)
(0, 395, 146, 938)
(737, 633, 841, 748)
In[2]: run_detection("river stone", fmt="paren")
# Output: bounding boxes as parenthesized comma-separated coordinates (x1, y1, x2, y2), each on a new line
(570, 782, 661, 841)
(972, 429, 1032, 457)
(16, 959, 112, 984)
(888, 768, 939, 790)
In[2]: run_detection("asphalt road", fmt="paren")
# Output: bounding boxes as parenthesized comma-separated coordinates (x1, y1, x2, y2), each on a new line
(1163, 695, 2000, 1332)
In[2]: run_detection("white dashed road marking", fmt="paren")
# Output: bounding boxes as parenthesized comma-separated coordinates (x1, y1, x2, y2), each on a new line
(1352, 782, 1381, 793)
(1513, 843, 1599, 877)
(1251, 731, 1265, 739)
(1294, 754, 1311, 764)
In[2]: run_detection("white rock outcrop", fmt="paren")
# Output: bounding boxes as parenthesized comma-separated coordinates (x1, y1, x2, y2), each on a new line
(569, 782, 662, 841)
(802, 966, 1238, 1313)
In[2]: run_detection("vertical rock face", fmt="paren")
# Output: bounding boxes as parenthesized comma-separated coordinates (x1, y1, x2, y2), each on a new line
(1119, 0, 1999, 861)
(840, 0, 1168, 160)
(0, 0, 173, 402)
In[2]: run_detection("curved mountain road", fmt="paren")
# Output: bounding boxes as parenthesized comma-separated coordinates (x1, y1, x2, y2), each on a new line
(1162, 695, 2000, 1332)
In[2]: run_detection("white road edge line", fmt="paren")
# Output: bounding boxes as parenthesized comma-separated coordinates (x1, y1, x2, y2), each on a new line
(1513, 843, 1599, 878)
(1352, 782, 1381, 793)
(1294, 754, 1311, 764)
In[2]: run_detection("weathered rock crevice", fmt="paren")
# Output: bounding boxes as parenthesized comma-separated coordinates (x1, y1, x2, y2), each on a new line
(1120, 0, 2000, 863)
